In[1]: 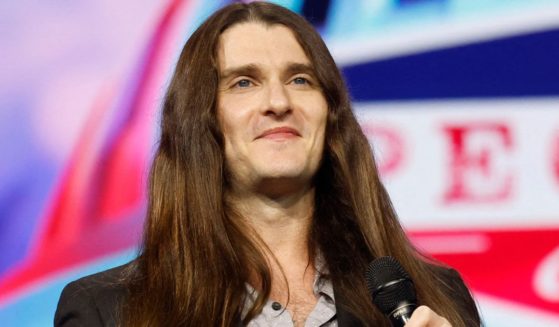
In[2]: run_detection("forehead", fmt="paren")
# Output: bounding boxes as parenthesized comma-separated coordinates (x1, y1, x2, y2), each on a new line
(217, 22, 311, 71)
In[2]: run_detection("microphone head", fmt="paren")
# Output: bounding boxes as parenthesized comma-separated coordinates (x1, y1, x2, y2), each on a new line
(365, 256, 417, 315)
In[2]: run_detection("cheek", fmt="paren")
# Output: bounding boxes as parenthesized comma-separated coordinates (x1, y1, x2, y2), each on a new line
(312, 100, 328, 139)
(218, 110, 248, 157)
(217, 104, 237, 142)
(217, 96, 253, 138)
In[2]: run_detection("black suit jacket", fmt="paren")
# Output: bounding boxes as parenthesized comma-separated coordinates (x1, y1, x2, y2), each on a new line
(54, 263, 479, 326)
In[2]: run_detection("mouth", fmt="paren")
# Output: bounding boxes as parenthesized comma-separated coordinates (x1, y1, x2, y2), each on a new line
(257, 126, 301, 139)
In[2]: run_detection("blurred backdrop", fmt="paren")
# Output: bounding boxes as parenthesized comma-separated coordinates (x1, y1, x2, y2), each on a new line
(1, 0, 559, 325)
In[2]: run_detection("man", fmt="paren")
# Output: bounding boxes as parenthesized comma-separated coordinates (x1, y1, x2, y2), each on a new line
(55, 2, 481, 326)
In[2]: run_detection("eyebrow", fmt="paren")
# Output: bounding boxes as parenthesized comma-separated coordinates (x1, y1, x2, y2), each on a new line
(283, 62, 316, 80)
(220, 64, 261, 82)
(219, 62, 317, 82)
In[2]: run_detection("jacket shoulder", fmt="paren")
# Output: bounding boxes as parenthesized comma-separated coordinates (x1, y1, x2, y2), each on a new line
(54, 262, 132, 327)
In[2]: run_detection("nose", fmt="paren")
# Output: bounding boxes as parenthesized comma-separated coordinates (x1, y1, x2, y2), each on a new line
(263, 80, 291, 117)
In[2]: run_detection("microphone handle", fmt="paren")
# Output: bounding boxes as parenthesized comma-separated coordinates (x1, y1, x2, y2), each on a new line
(388, 303, 417, 327)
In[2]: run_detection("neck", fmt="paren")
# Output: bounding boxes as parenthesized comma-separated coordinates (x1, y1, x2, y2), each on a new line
(228, 184, 315, 262)
(227, 183, 318, 305)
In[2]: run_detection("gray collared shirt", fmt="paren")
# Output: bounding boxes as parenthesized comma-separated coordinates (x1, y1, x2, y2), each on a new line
(244, 271, 337, 326)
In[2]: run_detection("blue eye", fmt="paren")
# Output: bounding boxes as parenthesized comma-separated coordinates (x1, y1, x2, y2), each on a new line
(236, 79, 251, 88)
(293, 77, 308, 85)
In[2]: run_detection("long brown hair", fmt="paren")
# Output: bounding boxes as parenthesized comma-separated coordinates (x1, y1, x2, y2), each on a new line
(120, 2, 480, 326)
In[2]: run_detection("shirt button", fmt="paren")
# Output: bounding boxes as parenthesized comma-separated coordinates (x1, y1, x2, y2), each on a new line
(271, 302, 282, 310)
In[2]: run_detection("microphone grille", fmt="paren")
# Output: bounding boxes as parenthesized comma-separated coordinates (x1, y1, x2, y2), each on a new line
(365, 256, 410, 290)
(365, 256, 417, 314)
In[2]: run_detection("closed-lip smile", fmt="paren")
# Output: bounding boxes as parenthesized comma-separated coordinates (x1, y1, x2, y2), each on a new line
(257, 126, 301, 139)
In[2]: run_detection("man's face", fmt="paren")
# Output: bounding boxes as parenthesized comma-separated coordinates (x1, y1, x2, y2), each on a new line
(217, 22, 328, 193)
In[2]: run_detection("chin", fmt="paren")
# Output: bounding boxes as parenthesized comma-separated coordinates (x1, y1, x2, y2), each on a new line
(259, 164, 317, 183)
(261, 168, 305, 179)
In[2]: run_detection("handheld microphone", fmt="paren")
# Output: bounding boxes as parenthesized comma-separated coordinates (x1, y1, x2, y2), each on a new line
(365, 256, 417, 327)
